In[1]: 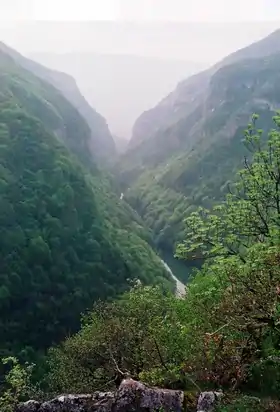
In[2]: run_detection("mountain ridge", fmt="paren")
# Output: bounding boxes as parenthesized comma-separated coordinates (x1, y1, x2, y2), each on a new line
(29, 51, 206, 138)
(0, 42, 172, 360)
(130, 28, 280, 148)
(117, 28, 280, 255)
(0, 41, 116, 163)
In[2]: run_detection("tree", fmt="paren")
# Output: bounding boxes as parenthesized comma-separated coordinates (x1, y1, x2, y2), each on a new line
(0, 107, 172, 362)
(47, 285, 188, 393)
(176, 113, 280, 264)
(175, 113, 280, 390)
(0, 357, 33, 412)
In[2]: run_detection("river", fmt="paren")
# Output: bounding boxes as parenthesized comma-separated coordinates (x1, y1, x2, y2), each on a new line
(119, 192, 194, 297)
(160, 252, 200, 297)
(160, 259, 186, 297)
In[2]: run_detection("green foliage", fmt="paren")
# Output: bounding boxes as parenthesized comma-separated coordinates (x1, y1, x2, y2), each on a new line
(0, 49, 93, 166)
(0, 42, 116, 163)
(177, 113, 280, 263)
(0, 357, 33, 412)
(47, 285, 188, 393)
(175, 114, 280, 391)
(0, 49, 173, 363)
(247, 357, 280, 398)
(0, 108, 128, 356)
(117, 53, 280, 258)
(216, 395, 264, 412)
(45, 113, 280, 398)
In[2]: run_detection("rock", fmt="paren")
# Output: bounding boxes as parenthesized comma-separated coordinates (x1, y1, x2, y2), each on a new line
(16, 400, 40, 412)
(16, 380, 224, 412)
(112, 379, 184, 411)
(16, 379, 184, 412)
(197, 391, 223, 412)
(16, 392, 114, 412)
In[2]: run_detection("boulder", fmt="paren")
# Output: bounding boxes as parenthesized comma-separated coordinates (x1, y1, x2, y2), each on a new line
(16, 392, 114, 412)
(16, 400, 40, 412)
(197, 391, 223, 412)
(112, 379, 184, 411)
(16, 379, 184, 412)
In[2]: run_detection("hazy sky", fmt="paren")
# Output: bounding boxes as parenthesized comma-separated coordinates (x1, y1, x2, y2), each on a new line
(1, 0, 280, 137)
(0, 1, 279, 62)
(0, 0, 279, 61)
(1, 0, 280, 21)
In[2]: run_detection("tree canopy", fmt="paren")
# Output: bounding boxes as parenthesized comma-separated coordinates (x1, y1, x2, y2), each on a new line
(0, 52, 173, 362)
(47, 113, 280, 408)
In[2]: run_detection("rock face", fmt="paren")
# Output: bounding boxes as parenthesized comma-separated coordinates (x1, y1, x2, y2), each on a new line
(16, 380, 222, 412)
(197, 391, 223, 412)
(16, 380, 184, 412)
(113, 379, 184, 411)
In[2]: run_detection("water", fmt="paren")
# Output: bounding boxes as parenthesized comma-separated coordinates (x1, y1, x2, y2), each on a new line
(119, 191, 192, 295)
(161, 251, 197, 284)
(160, 259, 186, 298)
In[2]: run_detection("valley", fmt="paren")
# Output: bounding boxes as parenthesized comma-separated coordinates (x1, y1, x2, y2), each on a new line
(0, 42, 174, 361)
(116, 29, 280, 259)
(1, 23, 280, 412)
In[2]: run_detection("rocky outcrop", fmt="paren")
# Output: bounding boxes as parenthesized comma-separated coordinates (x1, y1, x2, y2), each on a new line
(16, 393, 115, 412)
(197, 391, 223, 412)
(16, 379, 222, 412)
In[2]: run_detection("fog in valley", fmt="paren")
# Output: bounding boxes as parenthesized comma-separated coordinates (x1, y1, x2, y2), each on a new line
(3, 1, 280, 406)
(1, 1, 280, 139)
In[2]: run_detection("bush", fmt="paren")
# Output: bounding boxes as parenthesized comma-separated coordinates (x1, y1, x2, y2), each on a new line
(0, 357, 34, 412)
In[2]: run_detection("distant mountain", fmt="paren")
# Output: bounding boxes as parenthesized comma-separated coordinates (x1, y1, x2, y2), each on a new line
(130, 29, 280, 149)
(29, 52, 206, 138)
(116, 29, 280, 254)
(113, 135, 129, 154)
(0, 42, 116, 163)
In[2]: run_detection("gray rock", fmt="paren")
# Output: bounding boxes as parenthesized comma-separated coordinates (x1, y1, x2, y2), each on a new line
(16, 392, 114, 412)
(112, 379, 184, 411)
(16, 400, 40, 412)
(16, 379, 184, 412)
(197, 391, 223, 412)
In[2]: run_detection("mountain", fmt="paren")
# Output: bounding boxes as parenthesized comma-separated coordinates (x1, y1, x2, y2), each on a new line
(0, 44, 172, 360)
(117, 29, 280, 254)
(0, 42, 116, 163)
(29, 52, 205, 138)
(130, 29, 280, 150)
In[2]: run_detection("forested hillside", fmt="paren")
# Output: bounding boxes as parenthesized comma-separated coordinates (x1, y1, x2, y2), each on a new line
(117, 30, 280, 255)
(40, 114, 280, 411)
(0, 42, 116, 163)
(0, 45, 172, 362)
(2, 23, 280, 412)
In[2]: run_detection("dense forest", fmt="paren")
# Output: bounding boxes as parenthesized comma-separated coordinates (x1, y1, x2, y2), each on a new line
(0, 46, 173, 365)
(0, 41, 116, 163)
(117, 32, 280, 257)
(4, 113, 280, 412)
(2, 29, 280, 412)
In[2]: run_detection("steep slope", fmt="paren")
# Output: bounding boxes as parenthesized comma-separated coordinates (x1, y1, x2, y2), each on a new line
(30, 51, 205, 138)
(0, 42, 116, 163)
(130, 28, 280, 150)
(0, 47, 93, 166)
(117, 29, 280, 254)
(0, 46, 172, 359)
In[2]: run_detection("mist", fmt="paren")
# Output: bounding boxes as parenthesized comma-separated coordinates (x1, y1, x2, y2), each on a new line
(0, 16, 279, 138)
